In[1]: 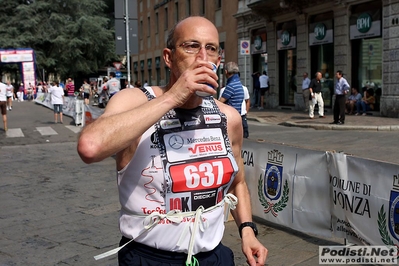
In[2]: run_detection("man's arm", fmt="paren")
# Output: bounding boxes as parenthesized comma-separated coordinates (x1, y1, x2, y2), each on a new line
(219, 85, 232, 103)
(77, 60, 218, 165)
(308, 80, 314, 95)
(218, 103, 268, 265)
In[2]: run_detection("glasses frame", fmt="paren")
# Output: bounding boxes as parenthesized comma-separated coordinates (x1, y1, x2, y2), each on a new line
(175, 41, 220, 57)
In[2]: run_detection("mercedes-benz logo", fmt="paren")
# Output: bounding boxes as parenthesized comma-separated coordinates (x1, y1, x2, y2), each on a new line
(168, 135, 184, 149)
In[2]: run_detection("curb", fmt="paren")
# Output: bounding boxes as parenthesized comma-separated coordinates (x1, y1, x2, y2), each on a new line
(278, 121, 399, 131)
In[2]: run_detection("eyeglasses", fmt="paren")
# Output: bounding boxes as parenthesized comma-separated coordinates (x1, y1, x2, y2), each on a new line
(175, 41, 219, 57)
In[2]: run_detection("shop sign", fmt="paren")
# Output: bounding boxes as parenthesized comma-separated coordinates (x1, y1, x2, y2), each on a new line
(350, 12, 381, 40)
(277, 30, 296, 50)
(315, 23, 326, 40)
(251, 35, 266, 54)
(357, 13, 372, 33)
(309, 21, 333, 46)
(281, 31, 290, 46)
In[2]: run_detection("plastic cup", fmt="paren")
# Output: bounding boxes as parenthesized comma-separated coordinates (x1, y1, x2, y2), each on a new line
(196, 62, 218, 97)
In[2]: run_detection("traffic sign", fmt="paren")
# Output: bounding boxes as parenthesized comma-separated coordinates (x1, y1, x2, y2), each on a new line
(113, 62, 122, 70)
(115, 71, 122, 78)
(240, 40, 250, 55)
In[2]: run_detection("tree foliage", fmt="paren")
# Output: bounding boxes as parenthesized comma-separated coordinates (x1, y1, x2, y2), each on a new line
(0, 0, 118, 80)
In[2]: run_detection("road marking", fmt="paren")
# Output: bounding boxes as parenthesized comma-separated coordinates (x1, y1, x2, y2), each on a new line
(6, 128, 25, 138)
(36, 127, 58, 136)
(65, 125, 82, 133)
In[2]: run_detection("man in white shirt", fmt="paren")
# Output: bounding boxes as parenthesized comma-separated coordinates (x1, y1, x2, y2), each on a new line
(258, 71, 269, 110)
(302, 72, 311, 112)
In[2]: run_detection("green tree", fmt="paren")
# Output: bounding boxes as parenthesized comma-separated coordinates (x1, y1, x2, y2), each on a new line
(0, 0, 118, 80)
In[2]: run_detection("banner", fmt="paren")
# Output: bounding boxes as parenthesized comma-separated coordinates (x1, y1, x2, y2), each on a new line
(243, 141, 332, 237)
(35, 93, 104, 125)
(243, 140, 399, 248)
(327, 153, 399, 247)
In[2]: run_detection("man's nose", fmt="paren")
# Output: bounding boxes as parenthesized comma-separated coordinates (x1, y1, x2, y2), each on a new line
(196, 46, 208, 60)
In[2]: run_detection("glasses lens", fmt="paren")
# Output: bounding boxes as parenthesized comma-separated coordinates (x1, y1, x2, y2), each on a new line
(205, 45, 218, 56)
(182, 42, 201, 53)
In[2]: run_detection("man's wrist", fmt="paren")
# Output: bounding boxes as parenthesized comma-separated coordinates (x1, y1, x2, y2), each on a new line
(239, 222, 258, 238)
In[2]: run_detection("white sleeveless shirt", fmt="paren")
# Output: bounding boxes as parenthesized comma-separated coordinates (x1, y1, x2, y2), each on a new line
(117, 87, 238, 254)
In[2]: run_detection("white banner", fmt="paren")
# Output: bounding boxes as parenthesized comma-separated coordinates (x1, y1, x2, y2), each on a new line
(243, 141, 399, 248)
(243, 141, 332, 237)
(327, 153, 399, 247)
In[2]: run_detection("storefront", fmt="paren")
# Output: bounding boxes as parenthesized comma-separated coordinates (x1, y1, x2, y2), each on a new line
(277, 20, 297, 106)
(350, 1, 382, 110)
(309, 12, 334, 107)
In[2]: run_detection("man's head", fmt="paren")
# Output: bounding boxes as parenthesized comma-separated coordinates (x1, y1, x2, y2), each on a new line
(163, 16, 220, 83)
(224, 62, 239, 78)
(109, 72, 115, 78)
(351, 87, 358, 94)
(303, 72, 308, 79)
(263, 71, 267, 75)
(67, 78, 72, 83)
(336, 70, 343, 80)
(6, 81, 11, 85)
(316, 72, 322, 80)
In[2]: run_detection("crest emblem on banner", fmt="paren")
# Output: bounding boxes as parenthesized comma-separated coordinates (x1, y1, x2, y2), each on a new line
(378, 174, 399, 252)
(258, 149, 289, 217)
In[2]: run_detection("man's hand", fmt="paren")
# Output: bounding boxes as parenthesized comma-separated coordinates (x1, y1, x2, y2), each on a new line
(166, 60, 218, 107)
(242, 233, 268, 266)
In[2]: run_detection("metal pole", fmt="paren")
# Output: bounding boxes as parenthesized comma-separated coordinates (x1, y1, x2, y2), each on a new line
(244, 55, 247, 87)
(125, 0, 131, 85)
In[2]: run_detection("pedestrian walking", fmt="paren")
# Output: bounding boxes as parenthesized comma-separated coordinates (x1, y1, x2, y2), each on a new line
(302, 72, 311, 112)
(6, 81, 15, 111)
(80, 79, 92, 105)
(251, 71, 260, 108)
(0, 82, 8, 131)
(258, 71, 269, 110)
(309, 72, 325, 119)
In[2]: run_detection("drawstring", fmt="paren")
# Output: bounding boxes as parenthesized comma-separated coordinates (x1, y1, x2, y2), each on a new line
(94, 193, 238, 263)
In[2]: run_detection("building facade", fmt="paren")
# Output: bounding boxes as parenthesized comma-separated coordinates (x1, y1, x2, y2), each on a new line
(235, 0, 399, 117)
(133, 0, 239, 91)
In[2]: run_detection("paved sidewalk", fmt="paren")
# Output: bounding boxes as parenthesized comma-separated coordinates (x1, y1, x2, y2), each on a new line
(247, 108, 399, 131)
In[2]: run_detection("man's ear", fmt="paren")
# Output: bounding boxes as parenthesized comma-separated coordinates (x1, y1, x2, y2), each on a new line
(163, 48, 173, 69)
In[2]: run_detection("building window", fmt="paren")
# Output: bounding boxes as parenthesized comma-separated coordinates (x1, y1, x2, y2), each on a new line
(155, 12, 159, 34)
(165, 7, 168, 30)
(200, 0, 205, 15)
(186, 0, 191, 16)
(147, 17, 151, 37)
(216, 0, 221, 9)
(175, 2, 179, 23)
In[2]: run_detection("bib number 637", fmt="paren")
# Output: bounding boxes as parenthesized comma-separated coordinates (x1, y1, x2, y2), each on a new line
(169, 158, 234, 192)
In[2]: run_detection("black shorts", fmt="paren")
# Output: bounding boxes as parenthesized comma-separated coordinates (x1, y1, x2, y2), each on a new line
(0, 101, 6, 115)
(260, 87, 269, 96)
(83, 92, 90, 99)
(118, 236, 235, 266)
